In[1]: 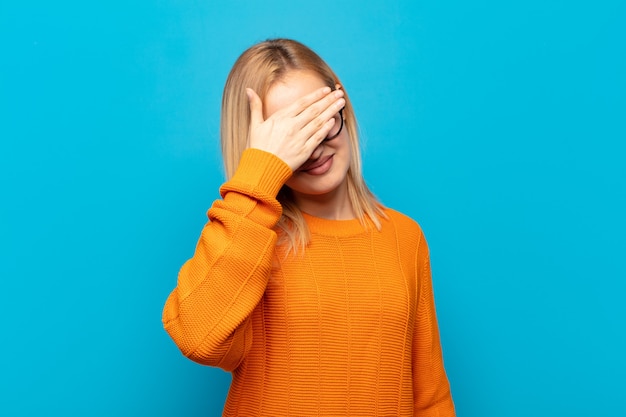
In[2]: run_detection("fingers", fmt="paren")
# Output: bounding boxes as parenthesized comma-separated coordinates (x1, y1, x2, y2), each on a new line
(245, 84, 345, 171)
(299, 94, 345, 144)
(305, 116, 339, 149)
(284, 86, 333, 117)
(285, 87, 344, 139)
(246, 88, 263, 127)
(259, 84, 344, 140)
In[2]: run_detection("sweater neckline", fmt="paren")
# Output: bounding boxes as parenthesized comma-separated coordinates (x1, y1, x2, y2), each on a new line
(302, 212, 368, 237)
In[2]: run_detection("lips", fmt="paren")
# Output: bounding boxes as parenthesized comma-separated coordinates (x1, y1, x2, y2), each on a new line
(299, 154, 333, 173)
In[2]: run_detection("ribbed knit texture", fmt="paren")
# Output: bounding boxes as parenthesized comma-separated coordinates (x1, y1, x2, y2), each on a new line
(163, 148, 455, 416)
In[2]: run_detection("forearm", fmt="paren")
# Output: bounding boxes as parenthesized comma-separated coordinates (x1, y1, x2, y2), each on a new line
(162, 149, 292, 369)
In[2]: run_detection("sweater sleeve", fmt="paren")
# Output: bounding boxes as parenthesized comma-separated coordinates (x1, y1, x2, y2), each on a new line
(162, 149, 292, 371)
(413, 233, 456, 416)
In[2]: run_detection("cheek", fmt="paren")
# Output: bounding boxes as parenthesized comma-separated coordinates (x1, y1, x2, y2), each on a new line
(337, 134, 353, 162)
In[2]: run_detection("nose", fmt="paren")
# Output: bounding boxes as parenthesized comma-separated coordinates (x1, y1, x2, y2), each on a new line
(309, 142, 324, 161)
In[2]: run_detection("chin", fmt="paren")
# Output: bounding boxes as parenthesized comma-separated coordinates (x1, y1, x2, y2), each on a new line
(287, 176, 348, 198)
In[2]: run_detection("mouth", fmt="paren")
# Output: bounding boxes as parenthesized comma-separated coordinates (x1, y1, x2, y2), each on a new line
(299, 154, 333, 173)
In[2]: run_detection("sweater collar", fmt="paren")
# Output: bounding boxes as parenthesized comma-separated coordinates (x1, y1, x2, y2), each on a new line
(302, 211, 369, 237)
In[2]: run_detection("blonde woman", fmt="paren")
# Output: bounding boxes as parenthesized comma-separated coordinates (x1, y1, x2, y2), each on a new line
(163, 38, 455, 416)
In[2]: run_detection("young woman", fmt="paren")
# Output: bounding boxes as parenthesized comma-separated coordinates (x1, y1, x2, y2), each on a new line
(162, 38, 455, 416)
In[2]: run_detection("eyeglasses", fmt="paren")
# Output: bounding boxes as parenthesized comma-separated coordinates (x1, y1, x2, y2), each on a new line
(325, 108, 344, 141)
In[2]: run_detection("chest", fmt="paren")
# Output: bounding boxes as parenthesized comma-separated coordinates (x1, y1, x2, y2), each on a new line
(264, 233, 419, 337)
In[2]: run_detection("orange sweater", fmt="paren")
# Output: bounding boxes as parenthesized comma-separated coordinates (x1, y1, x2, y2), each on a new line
(163, 149, 455, 416)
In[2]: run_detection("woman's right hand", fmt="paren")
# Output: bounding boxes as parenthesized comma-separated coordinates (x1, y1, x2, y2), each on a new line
(246, 86, 345, 172)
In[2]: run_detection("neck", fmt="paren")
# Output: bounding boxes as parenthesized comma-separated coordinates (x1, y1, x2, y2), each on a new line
(292, 183, 355, 220)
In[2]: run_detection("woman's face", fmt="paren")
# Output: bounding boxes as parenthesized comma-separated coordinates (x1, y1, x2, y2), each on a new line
(264, 70, 352, 213)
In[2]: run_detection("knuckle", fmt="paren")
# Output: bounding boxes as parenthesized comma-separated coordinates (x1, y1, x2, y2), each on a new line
(312, 117, 325, 130)
(313, 117, 326, 129)
(285, 124, 297, 137)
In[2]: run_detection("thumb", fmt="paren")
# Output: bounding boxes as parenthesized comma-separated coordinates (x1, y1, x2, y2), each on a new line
(246, 88, 263, 127)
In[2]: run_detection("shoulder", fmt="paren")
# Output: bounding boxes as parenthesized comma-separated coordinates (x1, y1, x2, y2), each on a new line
(377, 208, 430, 287)
(381, 207, 425, 236)
(379, 207, 429, 255)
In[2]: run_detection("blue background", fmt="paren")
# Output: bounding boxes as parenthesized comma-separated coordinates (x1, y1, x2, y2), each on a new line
(2, 1, 625, 416)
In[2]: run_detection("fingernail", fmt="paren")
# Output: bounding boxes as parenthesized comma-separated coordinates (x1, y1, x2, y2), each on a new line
(322, 86, 331, 94)
(245, 88, 253, 101)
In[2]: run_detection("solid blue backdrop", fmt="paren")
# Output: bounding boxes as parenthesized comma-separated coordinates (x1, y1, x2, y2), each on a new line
(1, 1, 624, 416)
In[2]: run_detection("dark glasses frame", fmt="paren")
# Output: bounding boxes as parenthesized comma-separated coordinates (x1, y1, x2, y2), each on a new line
(324, 108, 344, 141)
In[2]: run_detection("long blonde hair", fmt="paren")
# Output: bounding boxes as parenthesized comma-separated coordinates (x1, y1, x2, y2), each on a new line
(221, 38, 385, 252)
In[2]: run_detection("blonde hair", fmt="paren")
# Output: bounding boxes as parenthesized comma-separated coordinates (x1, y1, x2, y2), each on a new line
(221, 38, 385, 252)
